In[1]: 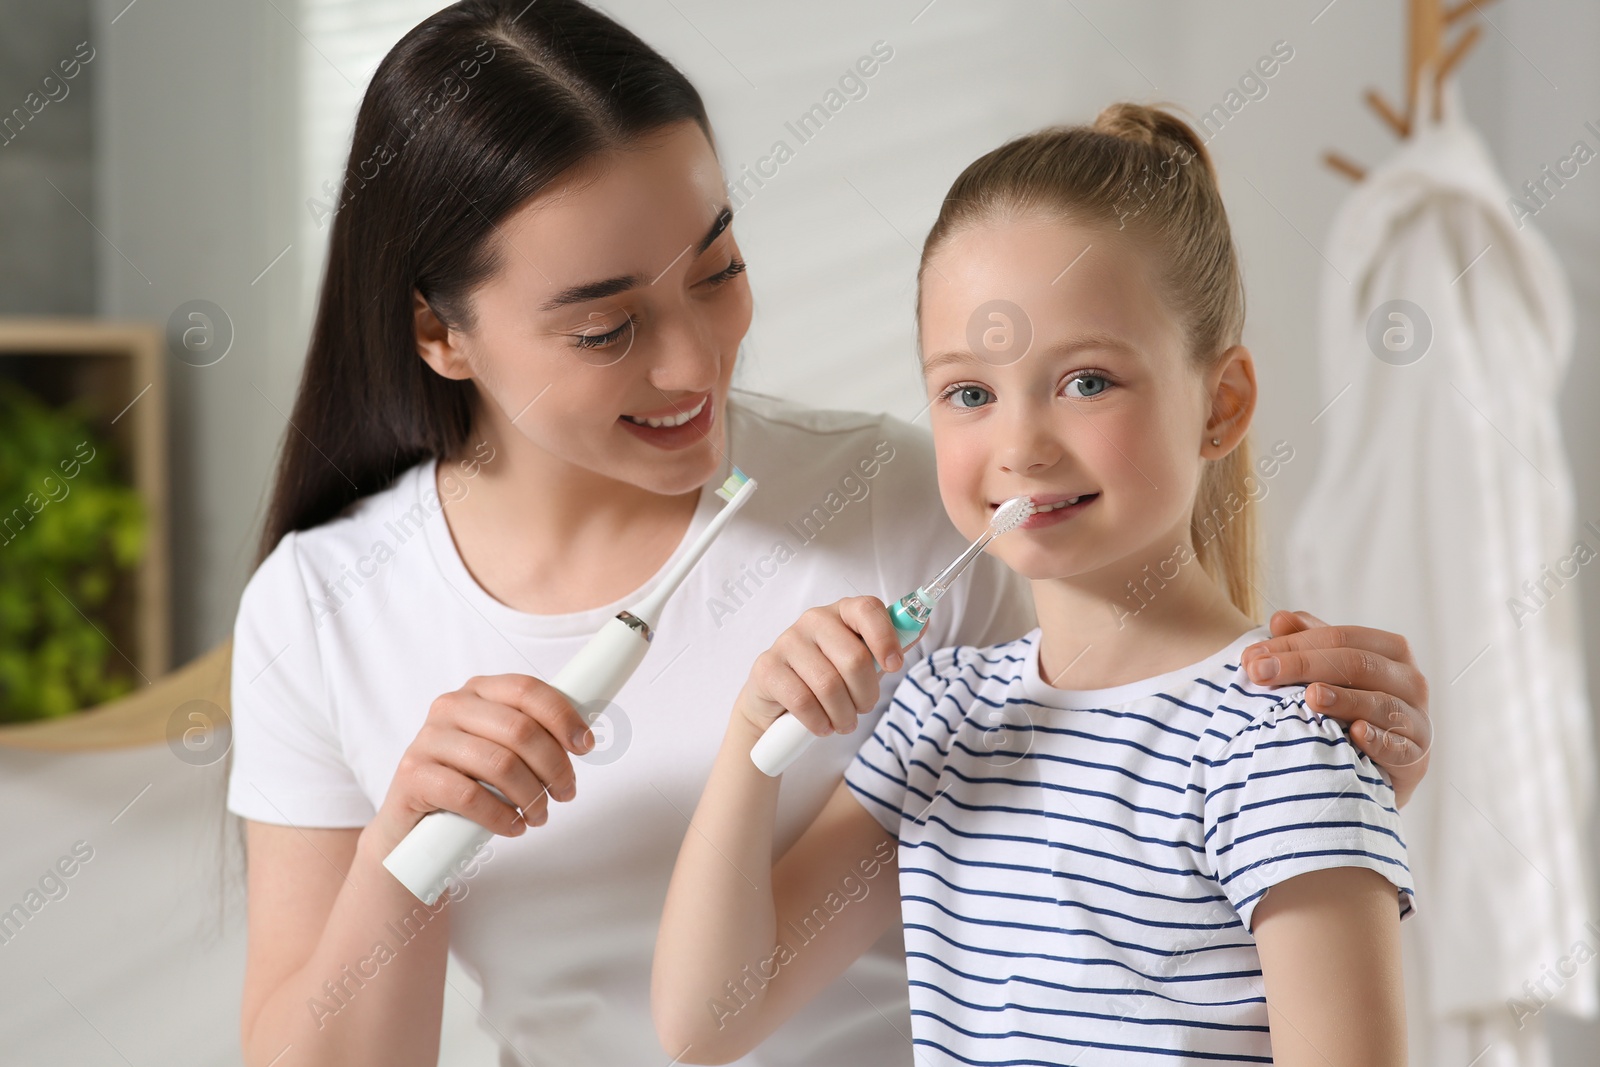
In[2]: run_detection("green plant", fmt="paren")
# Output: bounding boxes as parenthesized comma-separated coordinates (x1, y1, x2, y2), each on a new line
(0, 378, 145, 722)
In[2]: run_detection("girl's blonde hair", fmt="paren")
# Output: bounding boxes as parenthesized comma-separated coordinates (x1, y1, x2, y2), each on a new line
(919, 102, 1260, 620)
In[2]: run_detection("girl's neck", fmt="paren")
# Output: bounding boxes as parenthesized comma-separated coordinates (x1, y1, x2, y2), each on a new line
(1030, 529, 1258, 693)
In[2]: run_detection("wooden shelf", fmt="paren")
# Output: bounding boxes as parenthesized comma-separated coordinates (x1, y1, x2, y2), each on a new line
(0, 316, 170, 684)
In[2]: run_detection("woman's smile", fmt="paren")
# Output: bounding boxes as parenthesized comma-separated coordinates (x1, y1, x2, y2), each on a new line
(617, 391, 717, 450)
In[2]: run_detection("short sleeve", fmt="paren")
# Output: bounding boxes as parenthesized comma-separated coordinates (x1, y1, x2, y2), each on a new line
(225, 532, 377, 827)
(843, 652, 955, 837)
(1201, 692, 1415, 930)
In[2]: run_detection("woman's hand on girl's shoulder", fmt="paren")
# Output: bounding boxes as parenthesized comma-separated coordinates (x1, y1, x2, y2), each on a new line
(735, 596, 908, 739)
(1241, 610, 1432, 807)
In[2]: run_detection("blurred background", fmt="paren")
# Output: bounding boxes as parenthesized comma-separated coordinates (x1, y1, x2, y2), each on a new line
(0, 0, 1596, 1063)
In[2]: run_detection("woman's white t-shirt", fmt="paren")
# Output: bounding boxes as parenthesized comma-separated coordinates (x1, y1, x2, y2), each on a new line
(225, 389, 1037, 1067)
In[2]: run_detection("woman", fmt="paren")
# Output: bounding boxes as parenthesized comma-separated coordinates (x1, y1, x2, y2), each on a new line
(226, 3, 1432, 1065)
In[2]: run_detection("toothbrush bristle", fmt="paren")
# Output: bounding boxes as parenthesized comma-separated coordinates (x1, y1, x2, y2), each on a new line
(990, 495, 1035, 536)
(715, 467, 752, 503)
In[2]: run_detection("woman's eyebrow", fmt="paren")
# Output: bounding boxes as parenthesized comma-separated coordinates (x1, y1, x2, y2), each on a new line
(539, 206, 734, 311)
(541, 274, 644, 310)
(695, 206, 734, 254)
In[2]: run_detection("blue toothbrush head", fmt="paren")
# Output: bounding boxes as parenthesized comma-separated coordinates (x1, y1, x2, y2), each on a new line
(715, 467, 752, 503)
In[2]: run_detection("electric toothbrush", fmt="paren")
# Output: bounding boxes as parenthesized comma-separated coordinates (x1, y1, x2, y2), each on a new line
(383, 467, 757, 906)
(749, 494, 1035, 777)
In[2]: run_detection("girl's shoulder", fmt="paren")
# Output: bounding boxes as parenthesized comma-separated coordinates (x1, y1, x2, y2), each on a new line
(1196, 674, 1317, 752)
(1168, 640, 1321, 757)
(891, 633, 1040, 726)
(857, 635, 1039, 783)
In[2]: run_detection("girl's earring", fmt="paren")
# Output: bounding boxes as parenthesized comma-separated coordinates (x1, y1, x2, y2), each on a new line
(1210, 437, 1220, 446)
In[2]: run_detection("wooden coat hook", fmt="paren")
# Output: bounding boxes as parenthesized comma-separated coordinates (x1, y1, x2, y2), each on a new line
(1323, 0, 1498, 181)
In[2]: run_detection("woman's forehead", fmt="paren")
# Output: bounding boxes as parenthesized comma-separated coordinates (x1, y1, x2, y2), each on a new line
(490, 122, 729, 292)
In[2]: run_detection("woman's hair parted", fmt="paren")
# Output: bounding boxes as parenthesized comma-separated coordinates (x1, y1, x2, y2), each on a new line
(918, 102, 1260, 620)
(256, 0, 712, 565)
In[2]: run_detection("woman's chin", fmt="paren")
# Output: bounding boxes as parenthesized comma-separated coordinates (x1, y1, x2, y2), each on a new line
(618, 438, 727, 498)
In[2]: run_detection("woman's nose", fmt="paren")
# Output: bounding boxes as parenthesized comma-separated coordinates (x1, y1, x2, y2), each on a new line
(647, 307, 721, 393)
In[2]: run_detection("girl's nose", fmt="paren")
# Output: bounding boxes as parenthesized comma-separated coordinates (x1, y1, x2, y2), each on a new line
(999, 455, 1054, 476)
(996, 405, 1063, 475)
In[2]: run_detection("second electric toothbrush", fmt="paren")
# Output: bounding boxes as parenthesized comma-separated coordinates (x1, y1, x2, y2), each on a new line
(749, 494, 1035, 777)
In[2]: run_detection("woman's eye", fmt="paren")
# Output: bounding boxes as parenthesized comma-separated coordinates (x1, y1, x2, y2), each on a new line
(940, 384, 994, 409)
(572, 317, 635, 350)
(699, 258, 747, 287)
(1064, 373, 1112, 399)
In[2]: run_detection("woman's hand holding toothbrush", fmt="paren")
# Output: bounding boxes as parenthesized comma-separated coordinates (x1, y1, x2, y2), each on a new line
(366, 674, 596, 859)
(735, 596, 914, 741)
(380, 469, 759, 906)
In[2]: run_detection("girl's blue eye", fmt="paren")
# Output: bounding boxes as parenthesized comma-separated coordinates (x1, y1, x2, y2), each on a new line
(940, 384, 994, 409)
(1065, 373, 1112, 399)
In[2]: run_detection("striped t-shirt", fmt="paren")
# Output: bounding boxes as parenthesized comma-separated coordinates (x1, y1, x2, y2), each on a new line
(844, 624, 1415, 1065)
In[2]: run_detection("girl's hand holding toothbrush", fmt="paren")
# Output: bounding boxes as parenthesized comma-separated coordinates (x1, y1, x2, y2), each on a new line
(735, 596, 915, 740)
(746, 497, 1033, 777)
(368, 674, 595, 858)
(655, 598, 910, 1061)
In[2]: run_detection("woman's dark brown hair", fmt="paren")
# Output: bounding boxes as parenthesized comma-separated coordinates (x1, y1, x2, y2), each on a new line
(257, 0, 711, 565)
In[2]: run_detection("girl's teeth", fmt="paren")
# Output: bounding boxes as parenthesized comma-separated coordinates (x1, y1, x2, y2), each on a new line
(1036, 495, 1086, 512)
(624, 396, 707, 428)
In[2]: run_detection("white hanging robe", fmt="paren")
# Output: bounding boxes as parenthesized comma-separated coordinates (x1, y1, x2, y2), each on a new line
(1285, 92, 1597, 1067)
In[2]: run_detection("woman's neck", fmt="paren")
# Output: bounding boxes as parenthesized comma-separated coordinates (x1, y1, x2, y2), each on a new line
(436, 406, 702, 616)
(1030, 529, 1257, 692)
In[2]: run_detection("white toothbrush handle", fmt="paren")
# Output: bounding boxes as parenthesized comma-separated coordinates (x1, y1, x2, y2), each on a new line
(751, 604, 927, 778)
(382, 615, 650, 905)
(750, 713, 818, 777)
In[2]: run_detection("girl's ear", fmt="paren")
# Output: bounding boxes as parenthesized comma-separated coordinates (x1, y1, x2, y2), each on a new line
(1203, 344, 1257, 456)
(413, 289, 473, 381)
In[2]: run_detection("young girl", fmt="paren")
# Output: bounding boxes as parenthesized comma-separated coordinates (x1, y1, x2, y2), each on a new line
(653, 104, 1414, 1066)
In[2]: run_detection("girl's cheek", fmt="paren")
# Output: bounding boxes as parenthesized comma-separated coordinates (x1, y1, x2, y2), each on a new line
(934, 448, 987, 537)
